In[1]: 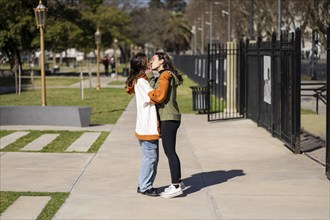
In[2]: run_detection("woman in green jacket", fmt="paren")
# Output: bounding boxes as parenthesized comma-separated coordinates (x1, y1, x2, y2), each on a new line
(148, 52, 185, 198)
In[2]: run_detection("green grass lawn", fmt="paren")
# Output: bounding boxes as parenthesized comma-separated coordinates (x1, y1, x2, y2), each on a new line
(0, 88, 132, 124)
(0, 130, 109, 153)
(0, 191, 69, 220)
(107, 80, 126, 85)
(33, 77, 81, 87)
(0, 76, 81, 87)
(177, 75, 198, 114)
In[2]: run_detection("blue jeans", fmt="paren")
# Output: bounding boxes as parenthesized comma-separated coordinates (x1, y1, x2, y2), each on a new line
(138, 140, 159, 192)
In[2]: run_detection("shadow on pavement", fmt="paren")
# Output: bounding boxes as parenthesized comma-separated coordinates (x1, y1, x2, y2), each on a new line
(157, 169, 245, 198)
(182, 169, 245, 196)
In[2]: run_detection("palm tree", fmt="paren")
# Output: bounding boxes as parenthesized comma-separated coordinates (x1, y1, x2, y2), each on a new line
(163, 11, 192, 54)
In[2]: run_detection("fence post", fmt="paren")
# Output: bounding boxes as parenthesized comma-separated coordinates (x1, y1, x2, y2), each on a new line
(245, 38, 250, 118)
(207, 43, 211, 117)
(293, 28, 301, 154)
(271, 32, 276, 136)
(257, 36, 262, 125)
(326, 27, 330, 179)
(239, 39, 245, 116)
(226, 41, 237, 114)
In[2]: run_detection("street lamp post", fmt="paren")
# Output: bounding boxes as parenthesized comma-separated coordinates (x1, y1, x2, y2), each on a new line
(114, 38, 118, 79)
(278, 0, 282, 40)
(228, 0, 231, 42)
(95, 28, 101, 90)
(196, 17, 203, 55)
(250, 0, 254, 40)
(220, 0, 232, 42)
(193, 20, 197, 55)
(34, 0, 47, 106)
(200, 13, 204, 54)
(209, 2, 213, 48)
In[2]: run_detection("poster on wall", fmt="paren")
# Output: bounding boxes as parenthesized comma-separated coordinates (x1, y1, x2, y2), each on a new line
(263, 56, 271, 104)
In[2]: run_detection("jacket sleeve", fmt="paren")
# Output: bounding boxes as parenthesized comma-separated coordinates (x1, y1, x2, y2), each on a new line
(148, 71, 172, 104)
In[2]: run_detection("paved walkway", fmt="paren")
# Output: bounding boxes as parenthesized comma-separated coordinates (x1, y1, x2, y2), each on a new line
(1, 98, 329, 219)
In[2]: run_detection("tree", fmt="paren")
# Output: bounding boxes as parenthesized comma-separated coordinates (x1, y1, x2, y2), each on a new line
(44, 1, 86, 66)
(165, 0, 187, 12)
(284, 0, 329, 52)
(149, 0, 165, 10)
(94, 6, 132, 63)
(130, 7, 192, 54)
(163, 11, 192, 54)
(129, 7, 168, 50)
(0, 0, 36, 71)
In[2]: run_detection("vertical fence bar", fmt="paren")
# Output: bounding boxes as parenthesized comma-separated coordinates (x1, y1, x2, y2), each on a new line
(245, 38, 249, 118)
(326, 27, 330, 179)
(257, 36, 262, 126)
(271, 32, 276, 135)
(233, 43, 237, 117)
(293, 28, 301, 153)
(207, 43, 211, 121)
(226, 42, 231, 114)
(222, 43, 226, 118)
(239, 39, 245, 116)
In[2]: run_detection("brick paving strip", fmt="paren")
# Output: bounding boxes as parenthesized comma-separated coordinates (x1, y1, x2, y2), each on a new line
(66, 132, 101, 152)
(0, 132, 29, 149)
(0, 196, 51, 219)
(21, 134, 60, 151)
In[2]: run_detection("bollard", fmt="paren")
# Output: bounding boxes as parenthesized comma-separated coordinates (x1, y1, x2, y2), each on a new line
(30, 65, 35, 90)
(18, 65, 21, 95)
(80, 72, 84, 100)
(88, 71, 92, 89)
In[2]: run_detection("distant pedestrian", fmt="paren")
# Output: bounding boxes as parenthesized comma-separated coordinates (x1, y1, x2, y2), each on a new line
(102, 54, 110, 76)
(110, 57, 116, 76)
(148, 52, 185, 198)
(125, 52, 160, 197)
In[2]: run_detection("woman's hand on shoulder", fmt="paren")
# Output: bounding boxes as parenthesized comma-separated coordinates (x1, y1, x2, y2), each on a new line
(162, 71, 173, 80)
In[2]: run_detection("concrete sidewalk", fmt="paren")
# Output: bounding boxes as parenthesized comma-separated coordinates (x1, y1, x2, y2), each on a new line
(1, 98, 329, 219)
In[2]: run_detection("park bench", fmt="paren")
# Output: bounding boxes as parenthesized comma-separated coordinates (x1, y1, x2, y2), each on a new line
(301, 82, 326, 114)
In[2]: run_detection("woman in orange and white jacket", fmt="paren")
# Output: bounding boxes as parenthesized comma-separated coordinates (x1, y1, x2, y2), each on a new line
(125, 52, 160, 197)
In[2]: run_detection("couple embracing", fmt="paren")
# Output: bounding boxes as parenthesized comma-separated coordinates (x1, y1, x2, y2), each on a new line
(125, 52, 185, 199)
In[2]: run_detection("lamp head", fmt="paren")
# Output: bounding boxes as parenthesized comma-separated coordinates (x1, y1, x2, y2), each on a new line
(34, 0, 47, 28)
(95, 28, 101, 45)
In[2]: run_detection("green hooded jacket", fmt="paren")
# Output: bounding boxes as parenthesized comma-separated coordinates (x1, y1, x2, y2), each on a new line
(147, 70, 182, 121)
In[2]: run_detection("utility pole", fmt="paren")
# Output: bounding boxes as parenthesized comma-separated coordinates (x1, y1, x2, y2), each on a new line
(201, 12, 204, 54)
(228, 0, 231, 41)
(250, 0, 254, 40)
(210, 1, 213, 48)
(278, 0, 281, 40)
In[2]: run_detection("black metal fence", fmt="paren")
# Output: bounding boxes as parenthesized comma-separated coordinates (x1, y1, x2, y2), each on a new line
(207, 42, 245, 121)
(173, 27, 329, 178)
(245, 29, 301, 153)
(173, 55, 207, 86)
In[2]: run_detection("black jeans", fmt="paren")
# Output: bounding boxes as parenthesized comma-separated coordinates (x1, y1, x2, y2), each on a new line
(161, 120, 181, 184)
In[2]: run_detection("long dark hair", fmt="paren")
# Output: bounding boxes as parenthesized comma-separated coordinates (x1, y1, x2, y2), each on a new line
(154, 52, 183, 84)
(126, 52, 148, 87)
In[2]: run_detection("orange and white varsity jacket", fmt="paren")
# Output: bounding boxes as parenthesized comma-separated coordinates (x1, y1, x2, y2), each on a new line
(126, 74, 160, 141)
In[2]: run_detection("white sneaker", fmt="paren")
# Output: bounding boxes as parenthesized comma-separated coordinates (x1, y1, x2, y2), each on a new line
(164, 182, 185, 193)
(161, 184, 183, 198)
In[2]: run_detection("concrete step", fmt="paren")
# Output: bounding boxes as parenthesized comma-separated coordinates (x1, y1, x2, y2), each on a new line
(66, 132, 101, 152)
(0, 132, 29, 149)
(0, 196, 51, 220)
(21, 134, 60, 151)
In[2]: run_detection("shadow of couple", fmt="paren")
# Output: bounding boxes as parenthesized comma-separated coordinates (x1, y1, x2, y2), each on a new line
(159, 169, 245, 197)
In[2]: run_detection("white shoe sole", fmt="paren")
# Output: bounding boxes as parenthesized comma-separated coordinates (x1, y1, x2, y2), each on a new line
(160, 190, 183, 199)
